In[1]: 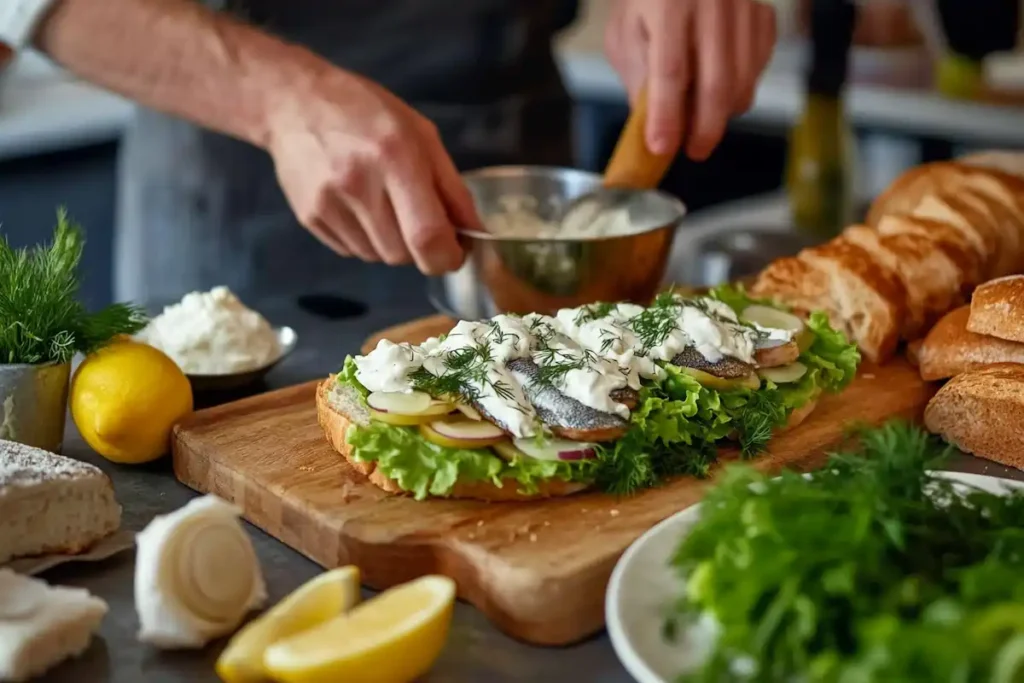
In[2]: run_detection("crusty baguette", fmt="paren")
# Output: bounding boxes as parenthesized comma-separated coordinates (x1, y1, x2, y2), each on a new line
(842, 224, 961, 340)
(799, 240, 907, 363)
(918, 305, 1024, 381)
(0, 441, 121, 565)
(959, 150, 1024, 180)
(749, 256, 832, 322)
(875, 213, 984, 292)
(866, 162, 972, 227)
(953, 170, 1024, 273)
(924, 364, 1024, 471)
(316, 378, 590, 501)
(967, 275, 1024, 343)
(750, 243, 906, 364)
(909, 192, 1002, 279)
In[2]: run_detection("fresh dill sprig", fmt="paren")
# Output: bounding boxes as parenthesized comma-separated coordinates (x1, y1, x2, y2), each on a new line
(627, 304, 680, 354)
(573, 301, 617, 326)
(534, 347, 599, 388)
(408, 340, 518, 406)
(734, 389, 788, 458)
(0, 208, 147, 365)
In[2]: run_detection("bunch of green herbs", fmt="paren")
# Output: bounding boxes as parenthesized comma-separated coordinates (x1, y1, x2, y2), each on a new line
(667, 421, 1024, 683)
(0, 209, 147, 365)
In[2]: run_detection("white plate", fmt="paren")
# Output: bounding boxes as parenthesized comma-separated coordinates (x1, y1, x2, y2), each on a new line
(605, 471, 1024, 683)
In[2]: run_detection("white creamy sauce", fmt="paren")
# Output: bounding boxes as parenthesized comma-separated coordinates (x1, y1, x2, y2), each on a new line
(137, 286, 281, 374)
(482, 193, 639, 239)
(353, 296, 788, 439)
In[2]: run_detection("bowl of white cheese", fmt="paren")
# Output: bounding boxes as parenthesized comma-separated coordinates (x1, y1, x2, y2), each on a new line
(136, 287, 296, 392)
(454, 166, 686, 317)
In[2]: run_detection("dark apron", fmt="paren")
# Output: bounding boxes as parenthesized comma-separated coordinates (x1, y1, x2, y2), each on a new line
(114, 1, 576, 302)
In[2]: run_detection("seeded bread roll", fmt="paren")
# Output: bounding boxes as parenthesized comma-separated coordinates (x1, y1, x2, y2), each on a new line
(924, 364, 1024, 471)
(0, 441, 121, 565)
(918, 306, 1024, 380)
(967, 275, 1024, 343)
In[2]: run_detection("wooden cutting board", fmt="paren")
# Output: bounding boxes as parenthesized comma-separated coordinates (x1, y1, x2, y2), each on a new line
(172, 315, 937, 646)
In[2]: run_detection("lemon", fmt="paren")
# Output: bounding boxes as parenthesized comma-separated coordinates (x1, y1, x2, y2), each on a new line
(70, 340, 193, 464)
(216, 566, 362, 683)
(263, 575, 456, 683)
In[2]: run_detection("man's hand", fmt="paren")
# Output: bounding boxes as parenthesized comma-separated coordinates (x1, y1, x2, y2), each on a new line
(267, 70, 480, 274)
(35, 0, 478, 276)
(605, 0, 777, 161)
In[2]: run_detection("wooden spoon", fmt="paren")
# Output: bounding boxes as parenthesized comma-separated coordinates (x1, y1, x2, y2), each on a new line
(557, 85, 676, 232)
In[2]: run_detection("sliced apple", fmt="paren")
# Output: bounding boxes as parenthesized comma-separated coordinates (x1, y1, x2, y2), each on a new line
(367, 391, 454, 426)
(512, 437, 598, 462)
(741, 305, 805, 337)
(420, 419, 506, 450)
(758, 362, 808, 385)
(456, 403, 482, 421)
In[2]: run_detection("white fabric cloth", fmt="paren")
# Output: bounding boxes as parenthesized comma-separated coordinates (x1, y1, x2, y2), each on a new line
(0, 0, 57, 49)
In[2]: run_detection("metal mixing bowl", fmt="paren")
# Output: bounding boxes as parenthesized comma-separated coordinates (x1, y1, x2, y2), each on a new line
(438, 166, 686, 318)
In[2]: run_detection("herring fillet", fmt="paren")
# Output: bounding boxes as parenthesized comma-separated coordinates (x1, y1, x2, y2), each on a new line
(506, 358, 628, 442)
(671, 346, 755, 378)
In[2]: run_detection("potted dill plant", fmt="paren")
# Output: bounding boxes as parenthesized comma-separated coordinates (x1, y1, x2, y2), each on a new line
(0, 209, 146, 452)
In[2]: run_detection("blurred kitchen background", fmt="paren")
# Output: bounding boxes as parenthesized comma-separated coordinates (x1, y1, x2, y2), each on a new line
(2, 0, 1024, 309)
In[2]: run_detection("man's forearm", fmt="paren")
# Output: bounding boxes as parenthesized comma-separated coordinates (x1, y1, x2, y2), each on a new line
(36, 0, 326, 148)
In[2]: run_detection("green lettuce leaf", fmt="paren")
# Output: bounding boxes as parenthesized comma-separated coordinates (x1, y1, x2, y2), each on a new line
(801, 311, 861, 392)
(345, 422, 593, 500)
(336, 371, 593, 499)
(338, 356, 368, 397)
(708, 283, 780, 315)
(594, 367, 731, 494)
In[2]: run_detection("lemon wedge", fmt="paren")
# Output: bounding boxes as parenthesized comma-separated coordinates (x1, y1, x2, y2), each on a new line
(263, 575, 456, 683)
(215, 566, 361, 682)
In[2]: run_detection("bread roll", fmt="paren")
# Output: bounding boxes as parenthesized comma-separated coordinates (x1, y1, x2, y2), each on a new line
(924, 364, 1024, 470)
(917, 305, 1024, 380)
(0, 441, 121, 565)
(967, 275, 1024, 343)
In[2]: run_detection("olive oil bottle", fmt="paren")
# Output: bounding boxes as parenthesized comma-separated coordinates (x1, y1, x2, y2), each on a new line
(786, 0, 858, 238)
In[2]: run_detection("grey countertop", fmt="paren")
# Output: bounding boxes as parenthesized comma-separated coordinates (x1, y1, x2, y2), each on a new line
(34, 260, 1024, 683)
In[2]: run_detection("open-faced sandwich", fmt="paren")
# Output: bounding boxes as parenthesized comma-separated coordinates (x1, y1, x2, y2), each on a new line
(317, 286, 860, 501)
